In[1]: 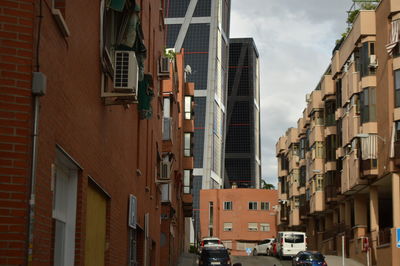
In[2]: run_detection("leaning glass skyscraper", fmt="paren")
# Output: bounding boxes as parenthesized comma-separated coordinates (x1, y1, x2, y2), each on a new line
(164, 0, 231, 239)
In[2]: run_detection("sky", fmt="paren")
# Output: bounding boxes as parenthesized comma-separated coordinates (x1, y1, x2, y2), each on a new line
(230, 0, 351, 186)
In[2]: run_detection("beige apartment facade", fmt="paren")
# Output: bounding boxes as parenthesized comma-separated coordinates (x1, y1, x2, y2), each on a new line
(276, 1, 400, 265)
(200, 188, 278, 256)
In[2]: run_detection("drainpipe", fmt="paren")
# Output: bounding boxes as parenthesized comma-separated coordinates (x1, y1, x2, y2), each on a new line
(27, 95, 41, 265)
(27, 0, 45, 261)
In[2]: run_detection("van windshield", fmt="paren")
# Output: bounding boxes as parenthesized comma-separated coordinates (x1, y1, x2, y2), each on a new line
(284, 234, 304, 243)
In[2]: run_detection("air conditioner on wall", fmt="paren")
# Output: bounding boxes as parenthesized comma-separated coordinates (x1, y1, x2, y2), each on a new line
(113, 51, 138, 94)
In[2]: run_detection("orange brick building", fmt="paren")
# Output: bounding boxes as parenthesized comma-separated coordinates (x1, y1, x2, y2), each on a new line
(200, 188, 278, 256)
(0, 0, 192, 265)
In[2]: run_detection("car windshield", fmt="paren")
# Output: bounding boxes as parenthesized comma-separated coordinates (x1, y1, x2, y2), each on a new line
(202, 249, 228, 258)
(284, 234, 304, 243)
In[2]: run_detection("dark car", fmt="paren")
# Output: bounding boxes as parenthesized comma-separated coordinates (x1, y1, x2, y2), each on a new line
(198, 245, 231, 266)
(292, 251, 327, 266)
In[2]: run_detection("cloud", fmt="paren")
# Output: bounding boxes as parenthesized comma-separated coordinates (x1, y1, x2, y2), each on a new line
(230, 0, 351, 186)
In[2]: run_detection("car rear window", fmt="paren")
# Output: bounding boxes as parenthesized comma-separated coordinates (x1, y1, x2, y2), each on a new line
(202, 249, 228, 258)
(308, 253, 324, 260)
(204, 240, 220, 245)
(284, 234, 305, 243)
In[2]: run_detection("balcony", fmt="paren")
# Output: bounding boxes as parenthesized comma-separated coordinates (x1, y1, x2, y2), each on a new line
(182, 194, 193, 217)
(276, 136, 287, 155)
(309, 126, 324, 146)
(183, 119, 194, 133)
(306, 90, 323, 117)
(310, 191, 325, 214)
(183, 156, 194, 169)
(289, 208, 300, 227)
(324, 185, 339, 203)
(321, 74, 334, 99)
(162, 117, 173, 152)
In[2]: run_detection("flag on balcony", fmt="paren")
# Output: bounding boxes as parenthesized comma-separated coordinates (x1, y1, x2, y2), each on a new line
(386, 19, 399, 55)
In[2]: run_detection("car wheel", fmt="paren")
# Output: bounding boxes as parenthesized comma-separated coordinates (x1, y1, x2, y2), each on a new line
(252, 249, 258, 256)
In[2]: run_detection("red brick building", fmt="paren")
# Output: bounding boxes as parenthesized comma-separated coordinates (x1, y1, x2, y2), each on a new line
(200, 188, 278, 256)
(0, 0, 192, 265)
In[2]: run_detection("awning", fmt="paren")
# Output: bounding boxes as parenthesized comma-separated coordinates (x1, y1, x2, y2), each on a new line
(386, 20, 399, 55)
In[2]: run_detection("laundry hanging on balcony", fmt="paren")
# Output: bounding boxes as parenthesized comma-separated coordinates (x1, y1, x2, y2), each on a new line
(386, 19, 400, 55)
(114, 1, 147, 81)
(138, 74, 154, 119)
(361, 134, 378, 160)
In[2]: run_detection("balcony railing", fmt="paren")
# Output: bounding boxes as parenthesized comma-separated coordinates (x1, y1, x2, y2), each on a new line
(378, 228, 391, 246)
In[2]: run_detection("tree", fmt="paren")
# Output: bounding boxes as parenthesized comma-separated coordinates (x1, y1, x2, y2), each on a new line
(261, 179, 275, 190)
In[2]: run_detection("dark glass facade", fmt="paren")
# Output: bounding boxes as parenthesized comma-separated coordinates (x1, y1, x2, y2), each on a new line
(225, 38, 260, 188)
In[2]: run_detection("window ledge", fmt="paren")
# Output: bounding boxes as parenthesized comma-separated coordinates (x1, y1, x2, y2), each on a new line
(52, 9, 70, 37)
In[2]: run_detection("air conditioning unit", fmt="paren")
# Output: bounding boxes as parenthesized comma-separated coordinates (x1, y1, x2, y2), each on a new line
(158, 56, 170, 78)
(369, 55, 378, 68)
(113, 51, 138, 94)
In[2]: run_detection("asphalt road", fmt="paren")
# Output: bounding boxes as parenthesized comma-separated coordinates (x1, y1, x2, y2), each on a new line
(232, 255, 292, 266)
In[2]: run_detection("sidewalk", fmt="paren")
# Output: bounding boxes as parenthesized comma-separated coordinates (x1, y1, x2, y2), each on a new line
(176, 252, 197, 266)
(325, 255, 365, 266)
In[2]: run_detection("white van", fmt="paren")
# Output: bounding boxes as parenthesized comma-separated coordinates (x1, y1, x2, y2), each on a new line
(276, 231, 307, 258)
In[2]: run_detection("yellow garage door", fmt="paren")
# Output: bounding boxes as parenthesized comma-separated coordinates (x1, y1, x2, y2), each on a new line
(85, 184, 107, 266)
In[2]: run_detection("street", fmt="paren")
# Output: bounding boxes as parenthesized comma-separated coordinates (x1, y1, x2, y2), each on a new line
(232, 255, 291, 266)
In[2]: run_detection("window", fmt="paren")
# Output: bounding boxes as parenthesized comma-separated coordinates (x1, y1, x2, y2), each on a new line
(360, 42, 376, 77)
(184, 96, 192, 119)
(222, 240, 232, 249)
(248, 201, 257, 210)
(183, 170, 191, 194)
(360, 87, 376, 123)
(248, 223, 258, 231)
(336, 79, 342, 108)
(53, 150, 78, 266)
(184, 133, 192, 156)
(395, 70, 400, 108)
(260, 223, 270, 232)
(299, 166, 306, 187)
(299, 138, 306, 159)
(396, 121, 400, 142)
(223, 222, 232, 231)
(325, 134, 336, 162)
(316, 175, 324, 191)
(325, 101, 336, 126)
(261, 202, 270, 211)
(223, 201, 232, 210)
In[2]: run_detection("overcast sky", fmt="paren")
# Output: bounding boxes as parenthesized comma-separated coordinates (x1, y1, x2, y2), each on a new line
(230, 0, 351, 186)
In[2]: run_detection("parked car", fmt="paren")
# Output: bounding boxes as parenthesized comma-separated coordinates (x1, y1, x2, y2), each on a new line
(292, 251, 327, 266)
(198, 237, 223, 254)
(252, 238, 275, 256)
(276, 231, 307, 258)
(198, 245, 231, 266)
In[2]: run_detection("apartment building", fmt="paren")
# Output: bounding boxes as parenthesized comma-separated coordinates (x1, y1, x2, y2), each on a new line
(164, 0, 231, 241)
(159, 51, 195, 266)
(225, 38, 261, 189)
(199, 187, 278, 256)
(276, 1, 400, 265)
(0, 1, 192, 265)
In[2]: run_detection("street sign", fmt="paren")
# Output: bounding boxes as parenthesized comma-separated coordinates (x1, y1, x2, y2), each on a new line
(246, 248, 252, 256)
(396, 227, 400, 248)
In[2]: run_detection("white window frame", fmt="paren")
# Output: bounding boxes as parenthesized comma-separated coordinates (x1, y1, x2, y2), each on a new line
(261, 202, 270, 211)
(223, 201, 232, 210)
(223, 222, 232, 231)
(53, 150, 78, 266)
(248, 223, 258, 231)
(260, 223, 270, 232)
(248, 201, 257, 210)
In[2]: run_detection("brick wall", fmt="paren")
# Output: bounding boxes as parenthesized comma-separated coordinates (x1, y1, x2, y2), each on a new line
(0, 0, 35, 265)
